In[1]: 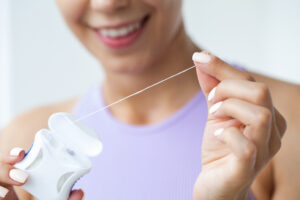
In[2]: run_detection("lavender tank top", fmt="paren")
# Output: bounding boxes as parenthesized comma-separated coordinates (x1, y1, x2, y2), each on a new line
(73, 67, 254, 200)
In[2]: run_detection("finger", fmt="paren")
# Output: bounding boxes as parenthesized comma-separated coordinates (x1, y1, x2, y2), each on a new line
(0, 148, 25, 165)
(0, 163, 28, 186)
(268, 123, 282, 158)
(211, 99, 284, 163)
(193, 51, 255, 100)
(267, 108, 286, 157)
(209, 99, 272, 144)
(195, 65, 219, 99)
(215, 127, 257, 168)
(274, 108, 287, 138)
(193, 51, 255, 83)
(209, 80, 272, 108)
(0, 185, 9, 199)
(69, 189, 84, 200)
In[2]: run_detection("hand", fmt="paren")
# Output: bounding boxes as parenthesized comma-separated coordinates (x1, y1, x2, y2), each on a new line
(0, 147, 84, 200)
(68, 189, 84, 200)
(192, 52, 287, 200)
(0, 147, 28, 199)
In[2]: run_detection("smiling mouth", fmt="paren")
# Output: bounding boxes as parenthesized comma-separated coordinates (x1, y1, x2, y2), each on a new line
(96, 15, 149, 39)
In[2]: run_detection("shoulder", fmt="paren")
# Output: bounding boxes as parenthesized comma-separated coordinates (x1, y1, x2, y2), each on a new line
(249, 71, 300, 198)
(249, 71, 300, 117)
(0, 98, 79, 154)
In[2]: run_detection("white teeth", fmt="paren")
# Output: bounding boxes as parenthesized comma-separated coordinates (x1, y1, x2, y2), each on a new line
(99, 21, 142, 38)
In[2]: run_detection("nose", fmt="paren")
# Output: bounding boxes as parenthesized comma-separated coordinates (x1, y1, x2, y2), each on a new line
(90, 0, 129, 13)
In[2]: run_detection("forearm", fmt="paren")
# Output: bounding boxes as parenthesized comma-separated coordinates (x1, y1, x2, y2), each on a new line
(193, 181, 252, 200)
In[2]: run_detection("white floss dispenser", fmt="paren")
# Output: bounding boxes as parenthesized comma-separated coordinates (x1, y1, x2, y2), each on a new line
(14, 112, 103, 200)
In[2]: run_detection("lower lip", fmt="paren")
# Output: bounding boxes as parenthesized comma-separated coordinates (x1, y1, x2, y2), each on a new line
(95, 19, 148, 49)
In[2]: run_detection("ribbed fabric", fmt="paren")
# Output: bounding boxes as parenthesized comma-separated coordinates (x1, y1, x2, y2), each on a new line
(73, 66, 255, 200)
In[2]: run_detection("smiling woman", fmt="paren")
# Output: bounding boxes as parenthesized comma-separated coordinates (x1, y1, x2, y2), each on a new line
(0, 0, 300, 200)
(55, 0, 185, 74)
(95, 15, 149, 48)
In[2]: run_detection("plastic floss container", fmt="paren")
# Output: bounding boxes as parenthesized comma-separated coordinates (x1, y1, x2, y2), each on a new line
(14, 112, 103, 200)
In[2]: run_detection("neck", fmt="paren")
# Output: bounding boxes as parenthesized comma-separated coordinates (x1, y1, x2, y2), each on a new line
(101, 25, 201, 125)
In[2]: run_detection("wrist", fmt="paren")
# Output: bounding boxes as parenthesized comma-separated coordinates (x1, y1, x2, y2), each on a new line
(193, 179, 252, 200)
(235, 189, 252, 200)
(193, 190, 251, 200)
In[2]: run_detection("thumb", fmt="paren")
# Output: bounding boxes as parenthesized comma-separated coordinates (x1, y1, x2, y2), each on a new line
(69, 189, 84, 200)
(192, 51, 219, 102)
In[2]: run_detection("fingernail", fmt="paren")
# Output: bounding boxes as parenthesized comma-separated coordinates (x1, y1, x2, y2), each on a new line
(10, 147, 24, 156)
(9, 169, 28, 183)
(82, 193, 85, 200)
(214, 128, 224, 137)
(0, 186, 9, 198)
(192, 52, 211, 63)
(208, 87, 217, 101)
(209, 101, 223, 114)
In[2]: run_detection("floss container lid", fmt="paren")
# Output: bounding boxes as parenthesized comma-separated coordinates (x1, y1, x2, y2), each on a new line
(48, 112, 103, 157)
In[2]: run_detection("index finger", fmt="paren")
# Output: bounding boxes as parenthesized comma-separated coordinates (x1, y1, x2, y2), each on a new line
(193, 51, 256, 82)
(0, 148, 25, 165)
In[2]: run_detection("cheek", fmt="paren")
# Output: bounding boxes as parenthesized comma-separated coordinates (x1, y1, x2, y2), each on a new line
(149, 0, 183, 44)
(150, 0, 182, 31)
(56, 0, 88, 22)
(55, 0, 90, 45)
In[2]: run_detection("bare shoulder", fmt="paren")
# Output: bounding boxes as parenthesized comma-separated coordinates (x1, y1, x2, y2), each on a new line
(249, 71, 300, 135)
(249, 71, 300, 112)
(0, 98, 79, 154)
(249, 71, 300, 199)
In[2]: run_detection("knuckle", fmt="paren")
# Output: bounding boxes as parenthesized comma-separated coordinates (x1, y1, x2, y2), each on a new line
(255, 108, 272, 126)
(253, 83, 269, 103)
(242, 73, 255, 81)
(242, 142, 257, 160)
(208, 53, 218, 63)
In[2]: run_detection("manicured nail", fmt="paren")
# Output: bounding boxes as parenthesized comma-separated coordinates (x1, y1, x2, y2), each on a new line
(0, 186, 9, 198)
(9, 169, 28, 183)
(192, 52, 211, 63)
(214, 128, 224, 137)
(209, 102, 223, 114)
(208, 87, 216, 101)
(10, 147, 24, 156)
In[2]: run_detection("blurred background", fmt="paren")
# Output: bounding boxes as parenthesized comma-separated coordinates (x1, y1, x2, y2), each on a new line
(1, 0, 300, 129)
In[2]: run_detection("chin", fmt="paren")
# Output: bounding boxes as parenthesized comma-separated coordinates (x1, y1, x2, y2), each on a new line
(98, 50, 156, 75)
(102, 57, 150, 75)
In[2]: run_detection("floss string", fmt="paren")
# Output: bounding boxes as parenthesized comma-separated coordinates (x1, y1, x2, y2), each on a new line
(75, 65, 197, 122)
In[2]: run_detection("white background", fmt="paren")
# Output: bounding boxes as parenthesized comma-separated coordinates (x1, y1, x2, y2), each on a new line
(1, 0, 300, 128)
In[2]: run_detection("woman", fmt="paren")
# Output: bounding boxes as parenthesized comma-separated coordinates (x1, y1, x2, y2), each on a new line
(0, 0, 299, 199)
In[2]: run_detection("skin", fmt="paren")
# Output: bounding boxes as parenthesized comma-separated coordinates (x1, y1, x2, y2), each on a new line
(0, 0, 299, 199)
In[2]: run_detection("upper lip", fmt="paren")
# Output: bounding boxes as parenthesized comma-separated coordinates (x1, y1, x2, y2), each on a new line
(92, 15, 148, 30)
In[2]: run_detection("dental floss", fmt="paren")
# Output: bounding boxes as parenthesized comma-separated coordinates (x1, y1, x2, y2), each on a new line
(75, 65, 197, 122)
(14, 113, 103, 200)
(14, 65, 197, 200)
